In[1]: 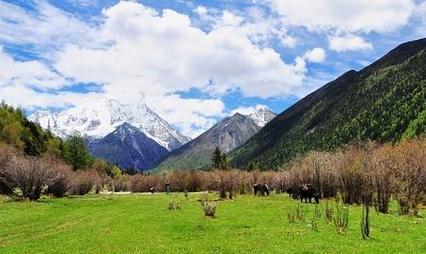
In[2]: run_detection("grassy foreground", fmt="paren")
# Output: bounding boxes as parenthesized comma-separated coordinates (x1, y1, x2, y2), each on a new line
(0, 193, 425, 254)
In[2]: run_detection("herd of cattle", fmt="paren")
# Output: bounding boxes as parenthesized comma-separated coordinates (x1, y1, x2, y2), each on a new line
(253, 183, 320, 203)
(149, 182, 320, 203)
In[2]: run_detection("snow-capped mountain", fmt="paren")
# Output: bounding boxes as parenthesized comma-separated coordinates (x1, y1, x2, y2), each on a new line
(247, 105, 276, 127)
(154, 107, 276, 171)
(88, 123, 169, 171)
(29, 98, 190, 151)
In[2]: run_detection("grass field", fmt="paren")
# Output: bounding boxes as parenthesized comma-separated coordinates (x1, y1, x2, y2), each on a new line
(0, 193, 425, 253)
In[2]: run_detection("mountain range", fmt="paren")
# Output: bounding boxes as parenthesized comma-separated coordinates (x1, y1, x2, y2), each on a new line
(154, 107, 276, 171)
(30, 98, 276, 171)
(29, 98, 190, 151)
(229, 38, 426, 169)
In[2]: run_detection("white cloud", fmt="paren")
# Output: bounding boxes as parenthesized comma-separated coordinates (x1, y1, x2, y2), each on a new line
(0, 1, 100, 54)
(328, 35, 373, 52)
(55, 1, 307, 100)
(230, 104, 267, 116)
(303, 48, 326, 63)
(294, 47, 327, 73)
(0, 46, 67, 90)
(265, 0, 415, 33)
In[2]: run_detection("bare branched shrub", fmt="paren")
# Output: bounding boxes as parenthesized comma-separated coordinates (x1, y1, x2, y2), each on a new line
(392, 139, 425, 216)
(46, 162, 72, 197)
(70, 170, 97, 195)
(2, 155, 57, 200)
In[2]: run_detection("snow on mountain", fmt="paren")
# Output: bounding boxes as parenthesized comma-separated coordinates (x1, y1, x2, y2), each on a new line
(28, 98, 190, 151)
(247, 105, 276, 127)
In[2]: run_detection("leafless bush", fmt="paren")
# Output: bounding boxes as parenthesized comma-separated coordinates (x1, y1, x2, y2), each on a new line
(70, 170, 97, 195)
(2, 155, 57, 200)
(46, 162, 72, 197)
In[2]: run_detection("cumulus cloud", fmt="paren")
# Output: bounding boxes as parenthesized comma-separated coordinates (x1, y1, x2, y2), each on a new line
(55, 1, 307, 99)
(0, 1, 321, 136)
(328, 35, 373, 52)
(294, 48, 327, 73)
(265, 0, 415, 33)
(0, 46, 67, 90)
(0, 0, 100, 54)
(230, 104, 268, 116)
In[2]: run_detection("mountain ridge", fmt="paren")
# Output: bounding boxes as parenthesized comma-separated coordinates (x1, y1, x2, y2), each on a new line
(153, 107, 276, 171)
(229, 38, 426, 169)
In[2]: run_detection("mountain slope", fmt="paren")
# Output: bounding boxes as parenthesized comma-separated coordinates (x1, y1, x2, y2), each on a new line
(88, 123, 169, 170)
(230, 38, 426, 170)
(29, 99, 190, 151)
(154, 108, 276, 171)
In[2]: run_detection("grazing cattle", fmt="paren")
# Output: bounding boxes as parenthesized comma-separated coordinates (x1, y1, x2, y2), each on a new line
(253, 183, 270, 196)
(300, 184, 319, 203)
(286, 187, 294, 198)
(149, 187, 155, 194)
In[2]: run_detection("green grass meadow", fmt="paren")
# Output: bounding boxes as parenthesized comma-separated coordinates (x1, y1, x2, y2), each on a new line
(0, 193, 425, 253)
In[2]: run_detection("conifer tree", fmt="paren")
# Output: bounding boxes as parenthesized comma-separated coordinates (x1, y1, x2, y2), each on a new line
(62, 133, 92, 170)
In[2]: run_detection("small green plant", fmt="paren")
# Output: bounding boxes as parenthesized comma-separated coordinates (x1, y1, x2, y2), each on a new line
(203, 202, 216, 217)
(286, 209, 296, 223)
(311, 204, 320, 231)
(168, 200, 181, 210)
(295, 204, 305, 221)
(324, 202, 334, 224)
(334, 203, 349, 234)
(199, 192, 209, 206)
(361, 204, 370, 239)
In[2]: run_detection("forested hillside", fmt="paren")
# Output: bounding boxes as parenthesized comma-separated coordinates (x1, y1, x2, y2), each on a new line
(230, 38, 426, 170)
(0, 103, 62, 157)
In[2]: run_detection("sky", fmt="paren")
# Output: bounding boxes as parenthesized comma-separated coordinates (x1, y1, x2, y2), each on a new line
(0, 0, 425, 138)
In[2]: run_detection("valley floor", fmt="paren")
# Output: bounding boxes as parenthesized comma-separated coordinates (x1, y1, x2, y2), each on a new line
(0, 193, 425, 253)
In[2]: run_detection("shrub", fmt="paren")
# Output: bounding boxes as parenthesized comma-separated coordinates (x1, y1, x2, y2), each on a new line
(46, 162, 72, 197)
(2, 155, 56, 200)
(70, 170, 97, 195)
(203, 202, 216, 217)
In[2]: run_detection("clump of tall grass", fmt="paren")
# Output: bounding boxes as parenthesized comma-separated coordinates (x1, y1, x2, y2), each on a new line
(324, 202, 334, 224)
(334, 203, 349, 234)
(168, 200, 181, 210)
(203, 202, 216, 217)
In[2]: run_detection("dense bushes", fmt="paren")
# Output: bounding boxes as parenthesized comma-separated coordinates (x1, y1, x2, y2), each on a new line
(125, 139, 425, 215)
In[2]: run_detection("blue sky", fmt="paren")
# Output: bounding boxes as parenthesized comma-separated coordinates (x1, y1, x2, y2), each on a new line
(0, 0, 425, 137)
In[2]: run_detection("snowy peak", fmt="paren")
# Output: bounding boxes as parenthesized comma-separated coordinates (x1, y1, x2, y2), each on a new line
(29, 98, 190, 151)
(247, 105, 276, 127)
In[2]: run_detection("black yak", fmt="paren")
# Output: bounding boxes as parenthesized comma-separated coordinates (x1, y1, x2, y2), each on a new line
(253, 183, 270, 196)
(300, 183, 319, 203)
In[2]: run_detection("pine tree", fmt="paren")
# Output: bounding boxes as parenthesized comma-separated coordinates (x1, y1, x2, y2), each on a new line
(62, 133, 93, 170)
(221, 153, 227, 170)
(212, 146, 222, 169)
